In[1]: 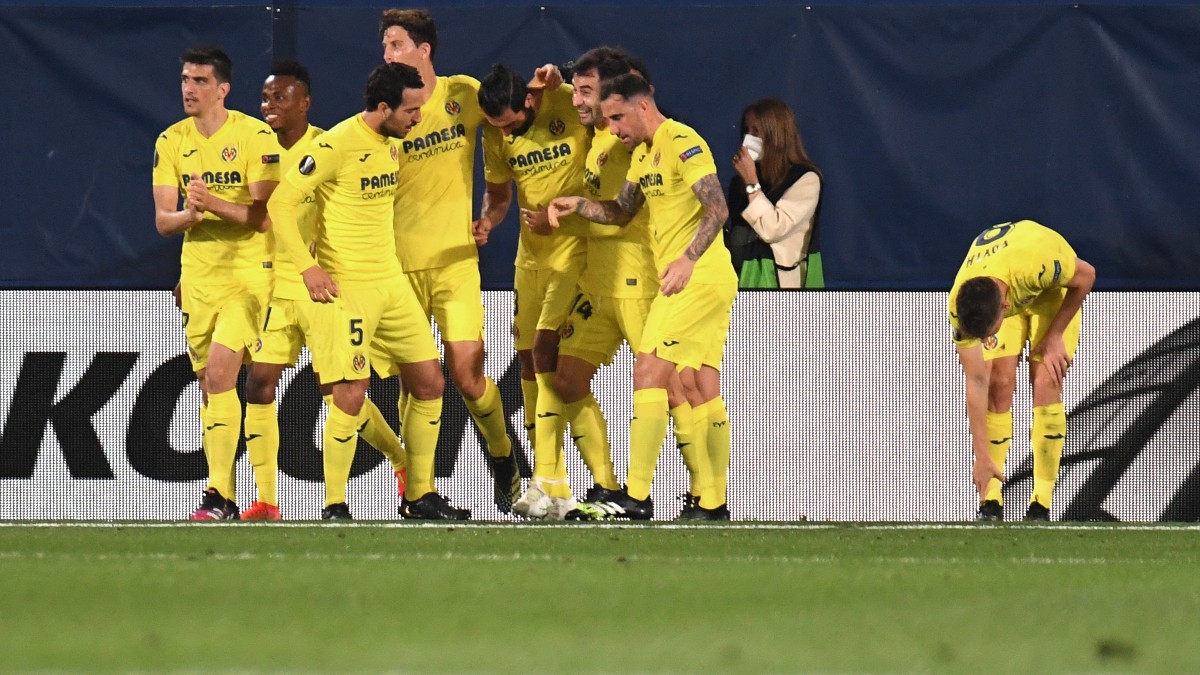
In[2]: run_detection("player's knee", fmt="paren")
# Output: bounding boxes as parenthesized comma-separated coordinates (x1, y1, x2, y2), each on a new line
(1030, 366, 1063, 400)
(331, 381, 368, 416)
(531, 336, 559, 372)
(632, 355, 670, 390)
(405, 362, 445, 400)
(553, 370, 587, 403)
(244, 379, 277, 405)
(987, 373, 1017, 411)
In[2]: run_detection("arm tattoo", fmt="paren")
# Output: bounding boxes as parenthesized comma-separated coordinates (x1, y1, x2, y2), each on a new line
(684, 174, 730, 261)
(578, 181, 644, 225)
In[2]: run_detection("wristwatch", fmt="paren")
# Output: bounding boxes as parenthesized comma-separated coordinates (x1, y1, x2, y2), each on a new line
(745, 183, 761, 195)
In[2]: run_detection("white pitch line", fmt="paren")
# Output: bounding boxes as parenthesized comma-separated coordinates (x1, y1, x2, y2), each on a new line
(0, 521, 1198, 531)
(0, 550, 1175, 565)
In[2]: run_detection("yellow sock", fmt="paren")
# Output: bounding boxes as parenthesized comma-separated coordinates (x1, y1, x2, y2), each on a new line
(985, 411, 1012, 504)
(199, 401, 209, 466)
(402, 396, 443, 500)
(533, 372, 570, 498)
(358, 398, 406, 473)
(627, 388, 669, 501)
(204, 389, 241, 502)
(702, 397, 730, 508)
(322, 404, 359, 507)
(520, 377, 538, 453)
(243, 402, 279, 506)
(670, 403, 703, 494)
(1031, 403, 1066, 508)
(465, 377, 512, 458)
(565, 395, 619, 491)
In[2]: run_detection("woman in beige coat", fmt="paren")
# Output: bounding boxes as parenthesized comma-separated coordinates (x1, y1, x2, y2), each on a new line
(724, 98, 822, 289)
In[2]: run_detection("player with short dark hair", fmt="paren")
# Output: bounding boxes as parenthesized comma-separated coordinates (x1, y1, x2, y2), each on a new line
(476, 62, 596, 519)
(548, 74, 735, 520)
(378, 9, 520, 513)
(536, 47, 715, 519)
(153, 46, 281, 520)
(950, 220, 1096, 521)
(240, 60, 408, 521)
(267, 62, 468, 521)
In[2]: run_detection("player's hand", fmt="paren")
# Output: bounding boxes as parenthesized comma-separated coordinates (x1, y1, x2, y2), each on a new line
(1031, 333, 1071, 382)
(301, 265, 338, 303)
(547, 197, 581, 228)
(521, 208, 553, 236)
(660, 255, 696, 296)
(185, 174, 211, 212)
(171, 281, 182, 310)
(531, 64, 563, 90)
(471, 217, 494, 246)
(733, 147, 759, 187)
(973, 453, 1004, 498)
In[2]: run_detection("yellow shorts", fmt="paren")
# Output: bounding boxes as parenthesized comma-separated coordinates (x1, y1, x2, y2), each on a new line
(983, 287, 1081, 362)
(405, 259, 485, 343)
(559, 292, 654, 367)
(251, 296, 338, 367)
(640, 281, 736, 371)
(308, 280, 441, 385)
(513, 264, 583, 351)
(180, 270, 271, 372)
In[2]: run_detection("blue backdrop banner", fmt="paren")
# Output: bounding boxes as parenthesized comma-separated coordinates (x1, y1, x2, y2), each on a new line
(2, 3, 1198, 290)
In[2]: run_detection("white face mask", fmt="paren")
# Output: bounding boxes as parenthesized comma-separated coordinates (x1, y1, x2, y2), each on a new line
(742, 134, 763, 162)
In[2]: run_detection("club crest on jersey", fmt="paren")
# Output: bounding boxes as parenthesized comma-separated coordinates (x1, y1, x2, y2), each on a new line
(445, 100, 461, 116)
(983, 335, 1000, 351)
(679, 146, 704, 162)
(299, 155, 316, 175)
(559, 322, 575, 340)
(221, 146, 238, 162)
(390, 145, 399, 162)
(352, 353, 367, 372)
(548, 119, 566, 136)
(596, 151, 608, 167)
(254, 338, 263, 353)
(651, 151, 661, 168)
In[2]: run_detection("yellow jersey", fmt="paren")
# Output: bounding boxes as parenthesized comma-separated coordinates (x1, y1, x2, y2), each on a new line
(394, 75, 486, 272)
(482, 85, 592, 271)
(269, 124, 325, 301)
(268, 114, 402, 285)
(948, 220, 1079, 348)
(580, 126, 657, 299)
(626, 119, 735, 285)
(152, 109, 280, 280)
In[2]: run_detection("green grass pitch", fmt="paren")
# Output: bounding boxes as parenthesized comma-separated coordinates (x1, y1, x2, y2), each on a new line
(1, 522, 1198, 673)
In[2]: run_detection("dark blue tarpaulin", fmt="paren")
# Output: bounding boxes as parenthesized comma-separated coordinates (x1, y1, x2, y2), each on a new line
(2, 2, 1198, 289)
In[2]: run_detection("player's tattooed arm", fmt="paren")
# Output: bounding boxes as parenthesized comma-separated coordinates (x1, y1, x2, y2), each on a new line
(579, 181, 644, 225)
(548, 181, 643, 228)
(684, 174, 729, 261)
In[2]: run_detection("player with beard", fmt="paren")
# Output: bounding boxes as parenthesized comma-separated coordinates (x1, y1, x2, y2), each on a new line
(267, 63, 468, 520)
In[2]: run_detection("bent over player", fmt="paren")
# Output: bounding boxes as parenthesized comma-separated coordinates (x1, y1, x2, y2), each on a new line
(950, 220, 1095, 521)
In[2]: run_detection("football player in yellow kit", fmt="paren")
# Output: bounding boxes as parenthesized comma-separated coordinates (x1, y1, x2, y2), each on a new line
(549, 74, 736, 520)
(153, 47, 280, 520)
(240, 60, 409, 521)
(949, 220, 1095, 521)
(378, 9, 520, 512)
(476, 63, 600, 518)
(531, 48, 714, 518)
(268, 63, 469, 520)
